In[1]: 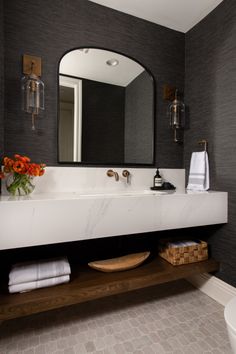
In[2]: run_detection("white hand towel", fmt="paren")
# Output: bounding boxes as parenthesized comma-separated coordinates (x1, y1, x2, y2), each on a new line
(9, 257, 71, 286)
(9, 275, 70, 293)
(187, 151, 209, 191)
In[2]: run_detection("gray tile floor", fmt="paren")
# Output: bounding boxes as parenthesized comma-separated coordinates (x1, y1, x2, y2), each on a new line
(0, 280, 232, 354)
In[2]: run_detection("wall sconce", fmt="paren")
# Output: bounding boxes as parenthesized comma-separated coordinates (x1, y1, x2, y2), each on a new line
(163, 85, 185, 143)
(21, 54, 45, 130)
(168, 89, 185, 143)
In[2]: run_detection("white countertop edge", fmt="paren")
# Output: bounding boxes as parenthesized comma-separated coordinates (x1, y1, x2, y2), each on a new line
(0, 190, 228, 203)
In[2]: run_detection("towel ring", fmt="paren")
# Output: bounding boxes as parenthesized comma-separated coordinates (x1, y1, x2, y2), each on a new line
(198, 139, 208, 152)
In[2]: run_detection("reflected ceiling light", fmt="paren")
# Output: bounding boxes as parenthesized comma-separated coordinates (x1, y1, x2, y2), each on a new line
(79, 48, 89, 53)
(106, 58, 119, 66)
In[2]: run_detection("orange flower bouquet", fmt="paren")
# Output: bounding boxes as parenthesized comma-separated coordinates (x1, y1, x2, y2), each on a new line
(0, 154, 46, 196)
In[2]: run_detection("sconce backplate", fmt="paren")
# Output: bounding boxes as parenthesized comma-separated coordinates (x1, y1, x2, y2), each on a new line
(23, 54, 42, 76)
(163, 84, 176, 101)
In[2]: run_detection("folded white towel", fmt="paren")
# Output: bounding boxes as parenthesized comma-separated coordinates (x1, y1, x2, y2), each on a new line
(9, 257, 71, 286)
(9, 275, 70, 293)
(187, 151, 209, 191)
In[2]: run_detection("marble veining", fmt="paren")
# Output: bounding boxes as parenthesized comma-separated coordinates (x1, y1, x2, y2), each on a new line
(0, 190, 227, 250)
(0, 168, 228, 250)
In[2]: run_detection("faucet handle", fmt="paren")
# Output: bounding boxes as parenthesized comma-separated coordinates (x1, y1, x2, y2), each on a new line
(122, 170, 130, 183)
(107, 169, 119, 181)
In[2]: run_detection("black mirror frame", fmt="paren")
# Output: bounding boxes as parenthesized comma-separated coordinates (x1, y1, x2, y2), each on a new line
(57, 46, 156, 168)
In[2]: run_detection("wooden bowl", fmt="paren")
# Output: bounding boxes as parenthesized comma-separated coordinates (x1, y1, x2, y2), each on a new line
(88, 251, 150, 272)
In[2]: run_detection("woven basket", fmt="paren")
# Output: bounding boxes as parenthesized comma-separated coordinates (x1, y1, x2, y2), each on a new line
(159, 240, 208, 266)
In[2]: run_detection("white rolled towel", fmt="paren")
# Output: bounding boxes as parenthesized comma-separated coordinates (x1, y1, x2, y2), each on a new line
(9, 257, 71, 286)
(9, 275, 70, 293)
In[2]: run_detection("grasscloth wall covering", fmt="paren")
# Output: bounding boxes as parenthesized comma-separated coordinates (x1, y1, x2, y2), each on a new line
(125, 71, 153, 164)
(185, 0, 236, 286)
(3, 0, 184, 167)
(82, 80, 125, 164)
(2, 0, 236, 287)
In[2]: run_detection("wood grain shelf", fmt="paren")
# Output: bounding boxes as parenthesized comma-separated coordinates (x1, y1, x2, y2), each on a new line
(0, 257, 219, 322)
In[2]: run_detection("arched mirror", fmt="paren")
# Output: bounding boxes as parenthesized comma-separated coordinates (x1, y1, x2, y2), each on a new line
(58, 48, 154, 165)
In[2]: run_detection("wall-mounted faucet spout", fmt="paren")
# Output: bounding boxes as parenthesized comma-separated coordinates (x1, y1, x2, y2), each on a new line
(122, 170, 130, 183)
(107, 169, 119, 181)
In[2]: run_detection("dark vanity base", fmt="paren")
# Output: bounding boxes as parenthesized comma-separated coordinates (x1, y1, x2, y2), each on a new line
(0, 257, 219, 322)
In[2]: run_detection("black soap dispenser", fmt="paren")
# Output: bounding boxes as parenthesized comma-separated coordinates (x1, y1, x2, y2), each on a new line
(153, 169, 162, 188)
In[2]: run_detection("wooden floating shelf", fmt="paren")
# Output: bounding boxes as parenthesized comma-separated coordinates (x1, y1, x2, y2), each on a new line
(0, 257, 219, 321)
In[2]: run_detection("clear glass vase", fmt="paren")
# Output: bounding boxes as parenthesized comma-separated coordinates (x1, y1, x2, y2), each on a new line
(6, 173, 35, 196)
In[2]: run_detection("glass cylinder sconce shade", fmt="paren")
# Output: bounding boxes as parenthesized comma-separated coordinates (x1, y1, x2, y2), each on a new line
(21, 54, 45, 130)
(168, 90, 185, 142)
(21, 73, 44, 115)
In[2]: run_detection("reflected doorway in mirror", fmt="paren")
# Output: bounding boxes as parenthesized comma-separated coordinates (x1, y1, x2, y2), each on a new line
(59, 76, 82, 162)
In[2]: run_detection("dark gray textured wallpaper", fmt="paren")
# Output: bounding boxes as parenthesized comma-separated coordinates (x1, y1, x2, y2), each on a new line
(0, 0, 4, 158)
(82, 79, 125, 164)
(3, 0, 184, 167)
(2, 0, 235, 287)
(185, 0, 236, 286)
(125, 71, 153, 164)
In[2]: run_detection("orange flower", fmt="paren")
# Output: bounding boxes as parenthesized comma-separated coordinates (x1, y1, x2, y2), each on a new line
(4, 157, 11, 164)
(14, 154, 31, 163)
(4, 157, 10, 165)
(2, 154, 45, 178)
(3, 157, 14, 173)
(13, 161, 28, 174)
(27, 163, 44, 177)
(39, 168, 45, 176)
(27, 165, 35, 176)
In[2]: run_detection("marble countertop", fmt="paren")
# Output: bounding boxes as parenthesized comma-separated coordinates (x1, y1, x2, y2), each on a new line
(0, 190, 226, 202)
(0, 189, 228, 250)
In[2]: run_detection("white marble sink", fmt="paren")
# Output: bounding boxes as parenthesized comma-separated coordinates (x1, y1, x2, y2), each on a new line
(75, 190, 171, 197)
(0, 189, 172, 202)
(0, 167, 228, 250)
(0, 190, 228, 250)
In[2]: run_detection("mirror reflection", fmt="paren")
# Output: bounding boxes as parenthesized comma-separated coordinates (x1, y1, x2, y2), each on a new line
(58, 48, 154, 165)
